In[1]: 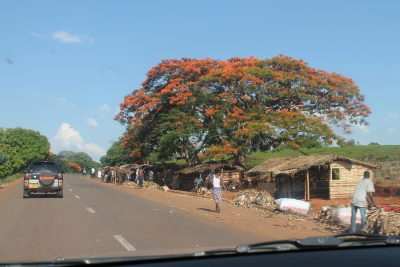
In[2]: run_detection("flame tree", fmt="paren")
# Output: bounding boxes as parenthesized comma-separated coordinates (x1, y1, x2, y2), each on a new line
(116, 55, 371, 167)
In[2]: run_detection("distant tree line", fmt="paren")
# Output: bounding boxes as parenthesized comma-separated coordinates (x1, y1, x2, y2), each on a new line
(48, 151, 101, 173)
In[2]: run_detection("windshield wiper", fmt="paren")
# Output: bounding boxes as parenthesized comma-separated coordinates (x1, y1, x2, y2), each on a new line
(195, 233, 400, 256)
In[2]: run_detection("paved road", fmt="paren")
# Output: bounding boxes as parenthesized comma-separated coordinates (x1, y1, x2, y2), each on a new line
(0, 175, 265, 262)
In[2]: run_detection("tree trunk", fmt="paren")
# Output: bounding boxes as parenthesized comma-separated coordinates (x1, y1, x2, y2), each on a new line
(233, 136, 251, 169)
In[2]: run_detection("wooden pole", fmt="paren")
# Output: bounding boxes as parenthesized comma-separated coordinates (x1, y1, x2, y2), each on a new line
(306, 169, 310, 200)
(304, 171, 307, 200)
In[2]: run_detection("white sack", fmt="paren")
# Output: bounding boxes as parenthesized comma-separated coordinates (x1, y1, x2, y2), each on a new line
(331, 207, 363, 225)
(275, 198, 310, 214)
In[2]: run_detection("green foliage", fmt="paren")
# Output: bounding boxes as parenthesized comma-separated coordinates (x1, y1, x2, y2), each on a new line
(332, 169, 340, 180)
(338, 138, 359, 147)
(100, 140, 130, 166)
(368, 142, 380, 146)
(0, 127, 50, 177)
(69, 152, 100, 170)
(297, 134, 324, 149)
(0, 151, 9, 166)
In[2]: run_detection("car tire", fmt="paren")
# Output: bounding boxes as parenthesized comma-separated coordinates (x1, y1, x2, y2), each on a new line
(57, 190, 63, 198)
(23, 190, 29, 198)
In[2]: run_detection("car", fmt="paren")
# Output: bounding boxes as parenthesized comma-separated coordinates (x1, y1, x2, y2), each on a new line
(23, 161, 64, 198)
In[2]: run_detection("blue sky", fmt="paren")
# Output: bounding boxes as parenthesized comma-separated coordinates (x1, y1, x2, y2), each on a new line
(1, 0, 399, 162)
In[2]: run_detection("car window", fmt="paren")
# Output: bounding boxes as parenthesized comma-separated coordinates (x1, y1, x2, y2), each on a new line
(29, 163, 59, 173)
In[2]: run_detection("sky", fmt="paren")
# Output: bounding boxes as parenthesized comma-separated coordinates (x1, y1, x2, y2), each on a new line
(1, 0, 400, 162)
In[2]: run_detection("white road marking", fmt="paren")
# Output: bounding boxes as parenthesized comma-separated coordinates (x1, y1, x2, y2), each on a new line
(86, 207, 95, 213)
(69, 189, 73, 191)
(75, 196, 80, 199)
(113, 235, 136, 251)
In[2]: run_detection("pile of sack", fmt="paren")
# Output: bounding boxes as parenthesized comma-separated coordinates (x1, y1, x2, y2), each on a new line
(234, 189, 275, 207)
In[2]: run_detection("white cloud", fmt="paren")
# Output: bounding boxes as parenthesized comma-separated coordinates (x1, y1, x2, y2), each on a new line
(31, 31, 93, 44)
(52, 31, 82, 43)
(47, 96, 67, 107)
(50, 123, 106, 159)
(99, 104, 110, 113)
(99, 104, 110, 118)
(86, 118, 99, 128)
(31, 32, 45, 38)
(352, 124, 370, 134)
(388, 128, 395, 134)
(388, 113, 400, 119)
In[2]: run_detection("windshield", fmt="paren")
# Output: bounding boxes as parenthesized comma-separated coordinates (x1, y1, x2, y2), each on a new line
(1, 0, 399, 264)
(28, 162, 60, 173)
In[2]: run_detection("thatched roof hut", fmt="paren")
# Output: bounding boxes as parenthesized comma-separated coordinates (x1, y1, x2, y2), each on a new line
(249, 154, 378, 200)
(176, 164, 245, 191)
(177, 163, 244, 174)
(248, 154, 378, 175)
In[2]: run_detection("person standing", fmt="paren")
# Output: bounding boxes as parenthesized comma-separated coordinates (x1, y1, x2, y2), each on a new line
(194, 175, 203, 194)
(103, 167, 110, 183)
(91, 167, 95, 178)
(97, 168, 102, 179)
(82, 167, 86, 178)
(350, 171, 377, 233)
(137, 166, 144, 188)
(212, 169, 226, 213)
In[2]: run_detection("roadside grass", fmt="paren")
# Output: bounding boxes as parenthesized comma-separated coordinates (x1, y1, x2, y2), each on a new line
(0, 173, 23, 185)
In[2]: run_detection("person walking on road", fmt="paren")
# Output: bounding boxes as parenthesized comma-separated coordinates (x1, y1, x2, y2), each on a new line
(82, 167, 86, 178)
(137, 166, 144, 188)
(91, 167, 95, 178)
(212, 169, 226, 213)
(350, 171, 377, 233)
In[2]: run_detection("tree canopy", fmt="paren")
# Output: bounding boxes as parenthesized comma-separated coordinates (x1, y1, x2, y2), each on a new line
(100, 140, 130, 167)
(0, 127, 50, 177)
(116, 55, 371, 167)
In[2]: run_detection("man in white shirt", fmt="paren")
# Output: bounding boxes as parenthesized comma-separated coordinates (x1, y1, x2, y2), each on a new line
(350, 171, 376, 233)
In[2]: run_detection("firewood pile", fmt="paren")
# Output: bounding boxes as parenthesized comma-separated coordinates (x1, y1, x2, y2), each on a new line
(143, 181, 160, 189)
(234, 189, 275, 207)
(124, 181, 136, 187)
(364, 205, 400, 235)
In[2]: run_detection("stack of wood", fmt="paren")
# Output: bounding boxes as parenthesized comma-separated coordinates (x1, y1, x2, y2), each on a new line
(364, 205, 400, 235)
(124, 181, 136, 187)
(234, 189, 274, 207)
(143, 181, 160, 189)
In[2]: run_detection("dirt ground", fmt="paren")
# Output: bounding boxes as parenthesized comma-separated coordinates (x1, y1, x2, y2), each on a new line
(87, 178, 351, 241)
